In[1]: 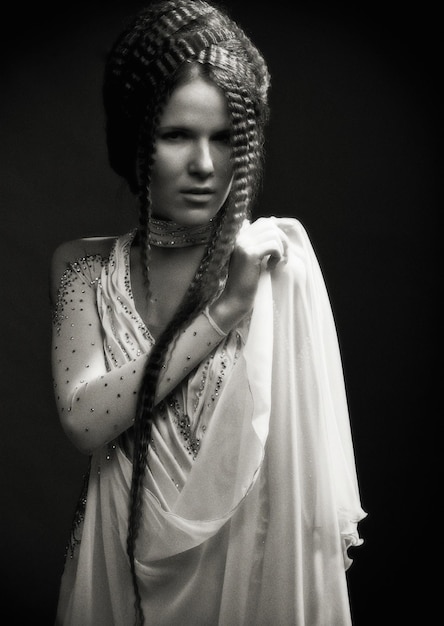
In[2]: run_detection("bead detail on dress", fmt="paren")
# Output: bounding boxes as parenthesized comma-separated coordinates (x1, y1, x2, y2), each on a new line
(52, 254, 105, 336)
(167, 397, 202, 459)
(65, 466, 90, 560)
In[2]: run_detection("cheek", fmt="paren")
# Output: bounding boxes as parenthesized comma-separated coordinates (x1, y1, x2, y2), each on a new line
(149, 160, 172, 209)
(215, 151, 233, 182)
(220, 174, 233, 206)
(151, 150, 178, 186)
(223, 165, 234, 195)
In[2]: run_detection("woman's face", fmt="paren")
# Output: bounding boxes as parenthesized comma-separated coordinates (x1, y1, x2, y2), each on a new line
(150, 75, 233, 226)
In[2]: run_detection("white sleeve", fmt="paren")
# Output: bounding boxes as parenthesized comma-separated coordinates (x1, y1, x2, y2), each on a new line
(51, 254, 231, 454)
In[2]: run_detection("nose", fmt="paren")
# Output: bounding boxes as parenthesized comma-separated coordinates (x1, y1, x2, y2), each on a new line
(188, 139, 214, 178)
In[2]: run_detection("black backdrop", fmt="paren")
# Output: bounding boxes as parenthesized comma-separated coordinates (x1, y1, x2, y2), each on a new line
(0, 1, 438, 623)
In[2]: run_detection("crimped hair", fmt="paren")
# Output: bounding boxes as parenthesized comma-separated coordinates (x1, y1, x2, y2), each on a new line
(102, 1, 270, 622)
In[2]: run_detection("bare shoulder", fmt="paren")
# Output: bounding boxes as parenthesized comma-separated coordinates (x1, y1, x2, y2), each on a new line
(51, 235, 116, 267)
(50, 235, 116, 305)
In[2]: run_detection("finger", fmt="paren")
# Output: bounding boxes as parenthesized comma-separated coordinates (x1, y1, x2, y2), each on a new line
(236, 220, 290, 268)
(266, 230, 290, 270)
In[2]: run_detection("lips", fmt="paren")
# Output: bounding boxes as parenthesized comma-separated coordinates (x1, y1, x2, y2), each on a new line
(181, 187, 216, 204)
(181, 187, 215, 195)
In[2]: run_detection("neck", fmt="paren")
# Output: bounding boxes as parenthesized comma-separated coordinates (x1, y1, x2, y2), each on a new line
(146, 217, 215, 248)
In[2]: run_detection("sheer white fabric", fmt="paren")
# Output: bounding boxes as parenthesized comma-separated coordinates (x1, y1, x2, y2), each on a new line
(55, 218, 366, 626)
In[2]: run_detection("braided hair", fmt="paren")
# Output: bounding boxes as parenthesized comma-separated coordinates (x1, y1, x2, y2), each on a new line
(102, 1, 270, 622)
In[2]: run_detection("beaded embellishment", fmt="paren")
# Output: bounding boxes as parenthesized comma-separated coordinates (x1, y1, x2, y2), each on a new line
(65, 464, 90, 560)
(147, 217, 215, 247)
(52, 254, 105, 336)
(166, 397, 202, 459)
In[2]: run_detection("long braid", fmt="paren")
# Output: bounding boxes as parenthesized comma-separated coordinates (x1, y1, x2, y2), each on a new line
(126, 117, 156, 626)
(102, 2, 271, 623)
(127, 154, 246, 624)
(127, 108, 231, 625)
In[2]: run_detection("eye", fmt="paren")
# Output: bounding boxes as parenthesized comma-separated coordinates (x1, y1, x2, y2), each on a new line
(212, 130, 231, 145)
(158, 129, 188, 142)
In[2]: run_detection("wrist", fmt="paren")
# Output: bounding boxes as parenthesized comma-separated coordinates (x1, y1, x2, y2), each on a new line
(203, 306, 228, 337)
(208, 293, 251, 335)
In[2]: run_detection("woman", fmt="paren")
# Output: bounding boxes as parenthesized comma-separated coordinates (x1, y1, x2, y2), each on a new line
(51, 1, 366, 624)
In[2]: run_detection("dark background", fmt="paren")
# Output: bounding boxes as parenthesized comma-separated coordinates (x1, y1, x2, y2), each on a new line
(0, 1, 438, 623)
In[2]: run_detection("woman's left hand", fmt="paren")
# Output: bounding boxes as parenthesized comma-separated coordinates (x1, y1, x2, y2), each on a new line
(209, 217, 289, 331)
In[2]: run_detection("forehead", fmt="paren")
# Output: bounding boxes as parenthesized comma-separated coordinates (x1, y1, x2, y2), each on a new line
(159, 76, 230, 129)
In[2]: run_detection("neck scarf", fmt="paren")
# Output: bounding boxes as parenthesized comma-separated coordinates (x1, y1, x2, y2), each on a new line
(147, 218, 214, 247)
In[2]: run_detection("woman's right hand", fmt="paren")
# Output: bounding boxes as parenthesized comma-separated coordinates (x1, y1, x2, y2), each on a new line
(209, 217, 289, 332)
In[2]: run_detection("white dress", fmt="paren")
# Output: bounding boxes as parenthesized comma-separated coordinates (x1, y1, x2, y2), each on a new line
(53, 218, 366, 625)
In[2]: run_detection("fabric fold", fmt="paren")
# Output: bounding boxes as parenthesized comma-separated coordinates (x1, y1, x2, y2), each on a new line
(56, 219, 366, 626)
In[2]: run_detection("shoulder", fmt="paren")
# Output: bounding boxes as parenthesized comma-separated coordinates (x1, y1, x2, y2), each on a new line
(271, 217, 309, 243)
(51, 235, 117, 269)
(49, 235, 117, 305)
(270, 217, 320, 288)
(268, 217, 313, 262)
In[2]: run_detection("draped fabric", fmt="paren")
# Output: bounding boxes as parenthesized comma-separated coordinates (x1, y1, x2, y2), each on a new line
(55, 218, 366, 626)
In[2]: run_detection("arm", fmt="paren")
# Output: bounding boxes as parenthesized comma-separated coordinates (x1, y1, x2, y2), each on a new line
(51, 220, 288, 455)
(51, 246, 231, 455)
